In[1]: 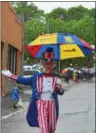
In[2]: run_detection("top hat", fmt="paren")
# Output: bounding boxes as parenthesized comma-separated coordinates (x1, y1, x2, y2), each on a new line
(42, 48, 54, 63)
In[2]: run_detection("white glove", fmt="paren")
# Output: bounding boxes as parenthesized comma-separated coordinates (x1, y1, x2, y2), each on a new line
(2, 70, 17, 80)
(2, 70, 12, 77)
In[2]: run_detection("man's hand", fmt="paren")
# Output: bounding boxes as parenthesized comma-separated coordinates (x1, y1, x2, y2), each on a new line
(55, 84, 64, 95)
(56, 84, 62, 88)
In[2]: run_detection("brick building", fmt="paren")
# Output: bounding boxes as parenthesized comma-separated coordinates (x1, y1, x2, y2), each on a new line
(1, 2, 24, 96)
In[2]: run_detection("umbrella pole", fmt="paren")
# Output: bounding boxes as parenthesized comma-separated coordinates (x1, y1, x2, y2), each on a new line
(59, 59, 60, 74)
(58, 45, 60, 75)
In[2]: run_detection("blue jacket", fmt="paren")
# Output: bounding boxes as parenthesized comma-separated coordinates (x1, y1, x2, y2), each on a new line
(11, 87, 20, 101)
(17, 73, 60, 127)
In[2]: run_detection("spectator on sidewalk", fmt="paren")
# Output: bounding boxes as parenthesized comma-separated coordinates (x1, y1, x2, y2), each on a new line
(64, 70, 70, 84)
(73, 69, 79, 83)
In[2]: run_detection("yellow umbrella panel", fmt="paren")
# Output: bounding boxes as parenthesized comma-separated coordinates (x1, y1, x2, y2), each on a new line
(60, 44, 85, 60)
(31, 33, 57, 46)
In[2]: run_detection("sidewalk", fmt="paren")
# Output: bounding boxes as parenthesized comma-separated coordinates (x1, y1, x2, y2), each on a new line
(1, 80, 74, 117)
(1, 86, 32, 117)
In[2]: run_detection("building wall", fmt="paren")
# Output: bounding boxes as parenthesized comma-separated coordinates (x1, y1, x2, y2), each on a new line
(1, 2, 24, 95)
(1, 2, 23, 50)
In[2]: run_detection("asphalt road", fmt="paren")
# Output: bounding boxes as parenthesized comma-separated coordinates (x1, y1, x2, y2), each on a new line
(1, 80, 95, 133)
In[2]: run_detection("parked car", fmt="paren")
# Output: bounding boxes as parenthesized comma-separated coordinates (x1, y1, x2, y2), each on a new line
(23, 64, 44, 72)
(32, 64, 44, 71)
(23, 65, 32, 72)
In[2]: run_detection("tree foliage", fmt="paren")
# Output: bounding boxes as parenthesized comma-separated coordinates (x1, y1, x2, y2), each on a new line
(46, 7, 67, 20)
(10, 2, 44, 22)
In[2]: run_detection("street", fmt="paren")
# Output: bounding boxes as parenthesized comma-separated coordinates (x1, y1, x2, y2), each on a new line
(1, 80, 95, 133)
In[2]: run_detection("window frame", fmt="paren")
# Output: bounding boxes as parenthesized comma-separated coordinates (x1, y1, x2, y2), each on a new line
(8, 45, 17, 74)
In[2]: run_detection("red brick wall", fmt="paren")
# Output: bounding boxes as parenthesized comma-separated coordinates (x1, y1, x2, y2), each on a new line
(1, 2, 23, 50)
(1, 2, 24, 95)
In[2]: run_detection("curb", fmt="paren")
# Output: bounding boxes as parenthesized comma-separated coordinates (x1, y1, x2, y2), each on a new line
(1, 102, 29, 120)
(1, 108, 25, 120)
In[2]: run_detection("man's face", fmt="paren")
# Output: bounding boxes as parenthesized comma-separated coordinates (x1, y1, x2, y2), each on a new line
(43, 62, 54, 73)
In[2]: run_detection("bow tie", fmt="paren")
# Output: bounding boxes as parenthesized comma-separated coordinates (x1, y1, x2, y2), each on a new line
(44, 73, 53, 78)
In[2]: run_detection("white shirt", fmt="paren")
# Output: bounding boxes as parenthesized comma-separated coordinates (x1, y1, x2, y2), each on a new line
(42, 77, 61, 92)
(40, 76, 61, 100)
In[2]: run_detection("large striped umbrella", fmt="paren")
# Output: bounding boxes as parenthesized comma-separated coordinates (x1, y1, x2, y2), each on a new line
(26, 33, 94, 60)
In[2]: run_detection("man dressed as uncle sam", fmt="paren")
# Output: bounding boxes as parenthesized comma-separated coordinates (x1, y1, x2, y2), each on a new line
(2, 48, 64, 133)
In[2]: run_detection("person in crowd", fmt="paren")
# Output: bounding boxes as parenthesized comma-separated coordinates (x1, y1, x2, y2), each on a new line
(64, 69, 70, 84)
(73, 69, 78, 83)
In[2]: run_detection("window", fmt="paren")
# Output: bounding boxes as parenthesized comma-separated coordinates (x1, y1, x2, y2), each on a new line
(8, 45, 17, 74)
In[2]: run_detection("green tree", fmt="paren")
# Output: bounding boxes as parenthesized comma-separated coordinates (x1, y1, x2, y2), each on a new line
(46, 7, 67, 20)
(67, 5, 89, 20)
(88, 8, 96, 18)
(10, 2, 44, 22)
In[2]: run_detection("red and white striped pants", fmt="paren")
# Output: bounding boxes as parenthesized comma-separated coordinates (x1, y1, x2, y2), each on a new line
(36, 100, 57, 133)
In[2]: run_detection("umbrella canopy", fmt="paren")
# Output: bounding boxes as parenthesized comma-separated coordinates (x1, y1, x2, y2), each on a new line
(26, 33, 94, 60)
